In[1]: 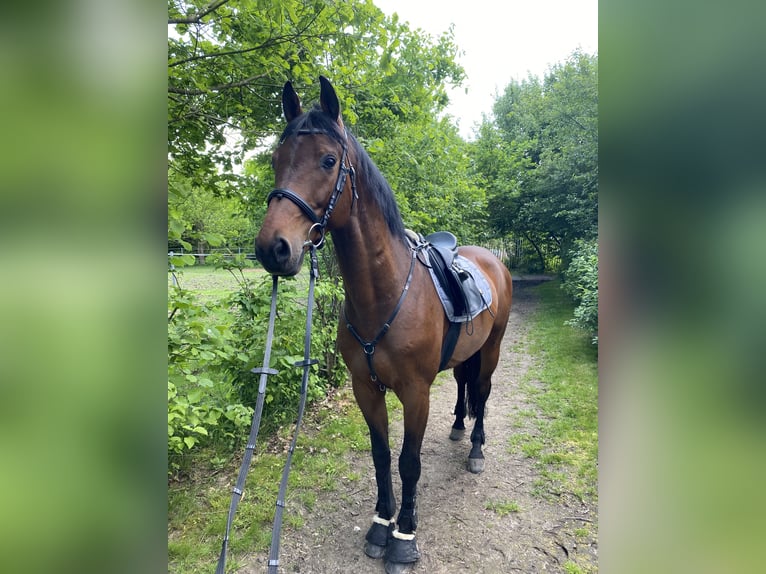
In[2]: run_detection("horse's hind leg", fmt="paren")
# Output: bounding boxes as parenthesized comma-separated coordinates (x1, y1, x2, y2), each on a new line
(466, 342, 502, 474)
(450, 353, 479, 440)
(352, 377, 396, 560)
(449, 363, 467, 440)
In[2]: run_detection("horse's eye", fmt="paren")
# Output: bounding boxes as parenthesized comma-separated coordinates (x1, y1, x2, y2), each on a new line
(321, 155, 337, 169)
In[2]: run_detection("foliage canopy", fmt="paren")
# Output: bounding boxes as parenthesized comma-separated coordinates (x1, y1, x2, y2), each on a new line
(474, 51, 598, 268)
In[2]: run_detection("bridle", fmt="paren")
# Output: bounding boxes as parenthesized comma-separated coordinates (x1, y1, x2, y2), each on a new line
(266, 128, 358, 250)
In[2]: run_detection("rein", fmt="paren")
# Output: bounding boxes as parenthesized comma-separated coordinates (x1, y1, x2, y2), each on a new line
(216, 248, 320, 574)
(218, 128, 356, 573)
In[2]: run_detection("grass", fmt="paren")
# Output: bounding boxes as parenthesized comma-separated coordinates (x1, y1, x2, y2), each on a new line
(485, 499, 522, 516)
(169, 264, 265, 302)
(563, 560, 595, 574)
(509, 281, 598, 503)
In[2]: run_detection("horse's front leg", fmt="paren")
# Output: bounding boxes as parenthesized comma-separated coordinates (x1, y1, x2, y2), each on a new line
(352, 377, 396, 559)
(385, 385, 429, 572)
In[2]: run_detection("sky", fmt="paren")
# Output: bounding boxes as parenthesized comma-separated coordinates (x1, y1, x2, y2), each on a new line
(373, 0, 598, 139)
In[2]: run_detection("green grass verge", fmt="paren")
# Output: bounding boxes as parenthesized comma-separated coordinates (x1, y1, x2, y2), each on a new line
(510, 280, 598, 503)
(169, 264, 265, 302)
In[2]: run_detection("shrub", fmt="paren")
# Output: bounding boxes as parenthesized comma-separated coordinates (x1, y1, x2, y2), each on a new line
(167, 281, 253, 476)
(167, 251, 347, 476)
(561, 239, 598, 344)
(221, 266, 347, 435)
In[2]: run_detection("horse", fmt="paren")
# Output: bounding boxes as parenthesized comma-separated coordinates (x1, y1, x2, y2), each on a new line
(255, 76, 512, 572)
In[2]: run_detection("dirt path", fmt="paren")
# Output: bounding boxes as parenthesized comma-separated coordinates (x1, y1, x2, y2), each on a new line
(246, 284, 597, 573)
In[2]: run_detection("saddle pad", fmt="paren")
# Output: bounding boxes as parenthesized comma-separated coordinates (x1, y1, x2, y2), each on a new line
(426, 255, 493, 323)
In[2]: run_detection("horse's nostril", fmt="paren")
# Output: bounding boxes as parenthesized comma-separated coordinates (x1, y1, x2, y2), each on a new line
(256, 235, 293, 272)
(272, 237, 290, 264)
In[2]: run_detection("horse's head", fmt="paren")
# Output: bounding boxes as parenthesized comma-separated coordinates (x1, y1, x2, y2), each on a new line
(255, 76, 355, 276)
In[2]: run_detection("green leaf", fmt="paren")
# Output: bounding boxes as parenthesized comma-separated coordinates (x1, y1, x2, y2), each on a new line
(204, 232, 225, 247)
(170, 254, 196, 267)
(183, 436, 197, 449)
(169, 218, 185, 239)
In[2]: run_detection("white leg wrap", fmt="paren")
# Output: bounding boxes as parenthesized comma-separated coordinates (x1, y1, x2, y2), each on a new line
(391, 528, 416, 541)
(372, 514, 392, 526)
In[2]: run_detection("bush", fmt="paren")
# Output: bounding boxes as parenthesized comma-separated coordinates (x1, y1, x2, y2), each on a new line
(167, 252, 347, 476)
(221, 267, 347, 436)
(561, 239, 598, 344)
(167, 282, 254, 476)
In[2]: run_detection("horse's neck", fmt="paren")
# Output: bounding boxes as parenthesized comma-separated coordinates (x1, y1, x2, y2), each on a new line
(332, 216, 410, 321)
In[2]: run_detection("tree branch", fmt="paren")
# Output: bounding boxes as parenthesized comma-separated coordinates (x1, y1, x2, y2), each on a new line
(168, 73, 270, 96)
(168, 7, 329, 68)
(168, 0, 231, 25)
(168, 32, 330, 68)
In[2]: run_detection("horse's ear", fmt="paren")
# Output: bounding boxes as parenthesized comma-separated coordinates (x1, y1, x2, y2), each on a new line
(282, 81, 302, 123)
(319, 75, 342, 123)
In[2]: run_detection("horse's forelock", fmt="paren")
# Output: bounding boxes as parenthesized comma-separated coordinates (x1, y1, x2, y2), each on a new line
(279, 105, 346, 146)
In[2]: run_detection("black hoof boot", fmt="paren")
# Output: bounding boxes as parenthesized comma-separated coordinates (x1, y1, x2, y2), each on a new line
(364, 516, 392, 559)
(384, 530, 420, 572)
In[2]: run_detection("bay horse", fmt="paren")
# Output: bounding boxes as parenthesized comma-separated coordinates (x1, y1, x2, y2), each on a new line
(255, 76, 512, 572)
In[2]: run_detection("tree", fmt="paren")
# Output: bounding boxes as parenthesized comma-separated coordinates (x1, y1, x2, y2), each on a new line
(169, 0, 477, 242)
(475, 51, 598, 269)
(168, 0, 465, 199)
(364, 116, 486, 242)
(168, 172, 254, 262)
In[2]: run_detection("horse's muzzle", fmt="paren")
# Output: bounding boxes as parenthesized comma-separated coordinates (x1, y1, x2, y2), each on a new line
(255, 234, 304, 276)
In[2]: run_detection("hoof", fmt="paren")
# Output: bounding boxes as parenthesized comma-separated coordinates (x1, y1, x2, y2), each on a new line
(385, 560, 412, 574)
(365, 541, 386, 559)
(468, 457, 485, 474)
(449, 427, 465, 441)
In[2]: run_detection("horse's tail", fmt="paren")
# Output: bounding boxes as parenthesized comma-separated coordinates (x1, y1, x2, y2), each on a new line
(464, 351, 484, 419)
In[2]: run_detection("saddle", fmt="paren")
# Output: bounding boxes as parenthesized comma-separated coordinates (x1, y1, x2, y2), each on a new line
(424, 231, 467, 316)
(406, 230, 493, 371)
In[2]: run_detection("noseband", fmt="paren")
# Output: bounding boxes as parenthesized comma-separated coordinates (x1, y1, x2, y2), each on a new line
(267, 128, 357, 249)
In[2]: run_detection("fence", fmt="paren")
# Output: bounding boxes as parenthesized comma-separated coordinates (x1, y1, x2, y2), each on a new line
(168, 236, 562, 272)
(167, 245, 256, 265)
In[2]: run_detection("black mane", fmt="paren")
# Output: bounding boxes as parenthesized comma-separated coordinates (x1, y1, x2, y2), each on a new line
(279, 105, 406, 241)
